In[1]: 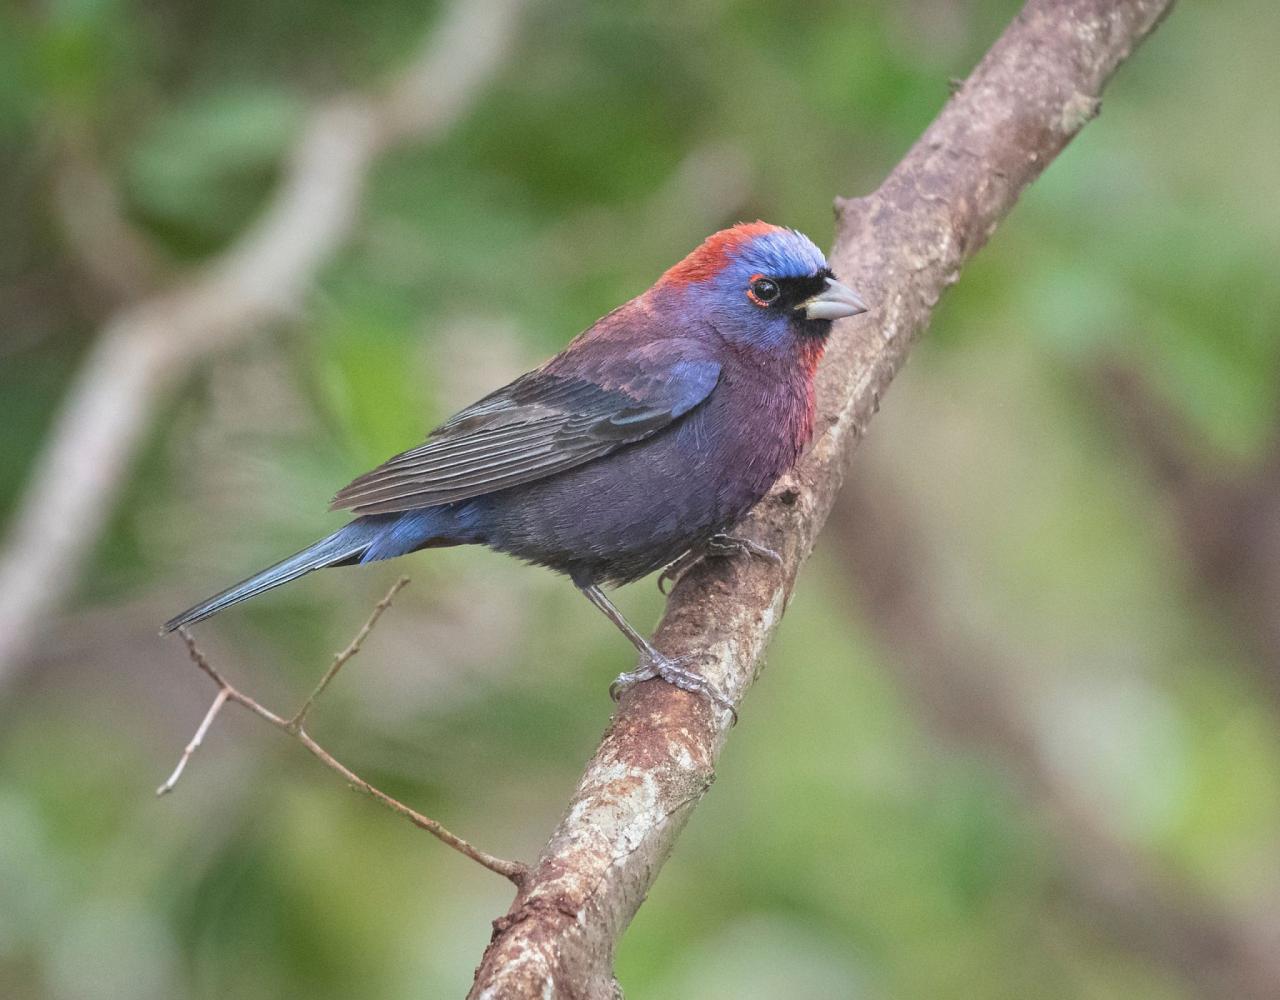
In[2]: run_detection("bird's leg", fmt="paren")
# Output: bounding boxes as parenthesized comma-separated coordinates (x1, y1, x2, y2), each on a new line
(706, 532, 782, 564)
(657, 532, 782, 594)
(578, 584, 736, 721)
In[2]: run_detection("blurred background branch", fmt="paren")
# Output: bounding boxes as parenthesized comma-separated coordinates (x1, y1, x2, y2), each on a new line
(49, 131, 167, 306)
(828, 451, 1280, 1000)
(1096, 360, 1280, 713)
(470, 1, 1175, 994)
(0, 0, 530, 688)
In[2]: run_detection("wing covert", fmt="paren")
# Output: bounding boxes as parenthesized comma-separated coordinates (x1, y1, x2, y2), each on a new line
(330, 355, 720, 514)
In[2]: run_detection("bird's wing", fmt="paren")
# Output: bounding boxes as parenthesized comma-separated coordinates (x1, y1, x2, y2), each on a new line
(329, 354, 721, 514)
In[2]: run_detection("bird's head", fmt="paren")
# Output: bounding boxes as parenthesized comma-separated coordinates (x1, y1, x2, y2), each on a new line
(657, 221, 867, 357)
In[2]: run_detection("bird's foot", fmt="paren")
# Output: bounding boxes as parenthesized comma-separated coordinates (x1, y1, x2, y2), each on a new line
(657, 533, 782, 594)
(610, 651, 737, 724)
(706, 532, 782, 565)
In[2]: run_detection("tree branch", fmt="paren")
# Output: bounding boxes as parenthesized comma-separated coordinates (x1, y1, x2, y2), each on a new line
(159, 577, 528, 885)
(0, 0, 530, 687)
(49, 130, 167, 306)
(469, 1, 1176, 995)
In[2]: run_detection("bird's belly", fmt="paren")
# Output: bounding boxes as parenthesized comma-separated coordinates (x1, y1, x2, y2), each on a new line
(471, 408, 787, 586)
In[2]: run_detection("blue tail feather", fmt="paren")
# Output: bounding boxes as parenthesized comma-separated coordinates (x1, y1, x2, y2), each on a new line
(359, 507, 457, 563)
(162, 521, 379, 632)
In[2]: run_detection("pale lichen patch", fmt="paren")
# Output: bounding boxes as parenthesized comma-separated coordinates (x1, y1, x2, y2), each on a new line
(1059, 91, 1102, 134)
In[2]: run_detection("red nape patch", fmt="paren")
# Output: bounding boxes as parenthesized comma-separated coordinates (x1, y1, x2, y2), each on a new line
(659, 221, 784, 287)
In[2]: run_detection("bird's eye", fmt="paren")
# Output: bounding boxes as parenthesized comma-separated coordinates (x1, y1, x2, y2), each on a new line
(747, 277, 780, 306)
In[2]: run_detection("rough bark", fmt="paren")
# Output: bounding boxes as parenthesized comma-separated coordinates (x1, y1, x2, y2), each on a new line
(470, 0, 1176, 996)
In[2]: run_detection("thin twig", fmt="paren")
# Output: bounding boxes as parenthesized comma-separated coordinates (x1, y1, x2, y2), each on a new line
(160, 581, 527, 886)
(290, 575, 410, 730)
(289, 727, 525, 882)
(155, 688, 229, 795)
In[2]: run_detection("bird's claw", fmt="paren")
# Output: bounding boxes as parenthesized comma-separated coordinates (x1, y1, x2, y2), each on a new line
(706, 533, 782, 565)
(610, 651, 737, 724)
(657, 533, 781, 594)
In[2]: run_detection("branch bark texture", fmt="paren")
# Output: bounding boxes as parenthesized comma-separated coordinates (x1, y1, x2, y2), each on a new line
(469, 1, 1175, 995)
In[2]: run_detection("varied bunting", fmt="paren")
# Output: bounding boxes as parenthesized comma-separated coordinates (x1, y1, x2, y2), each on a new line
(165, 222, 867, 708)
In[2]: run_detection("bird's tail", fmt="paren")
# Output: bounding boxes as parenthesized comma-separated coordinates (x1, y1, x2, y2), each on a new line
(162, 521, 378, 633)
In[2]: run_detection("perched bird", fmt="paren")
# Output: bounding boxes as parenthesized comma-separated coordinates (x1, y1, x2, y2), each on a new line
(164, 222, 866, 708)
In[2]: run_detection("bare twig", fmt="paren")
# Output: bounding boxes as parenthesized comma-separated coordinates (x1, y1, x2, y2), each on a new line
(469, 1, 1177, 995)
(159, 580, 527, 886)
(289, 576, 410, 730)
(0, 0, 531, 687)
(155, 687, 229, 795)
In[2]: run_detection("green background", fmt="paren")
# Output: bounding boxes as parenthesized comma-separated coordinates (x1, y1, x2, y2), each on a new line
(2, 1, 1278, 997)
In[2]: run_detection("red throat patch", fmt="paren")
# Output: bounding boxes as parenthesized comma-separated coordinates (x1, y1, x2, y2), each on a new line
(797, 336, 825, 442)
(659, 221, 784, 287)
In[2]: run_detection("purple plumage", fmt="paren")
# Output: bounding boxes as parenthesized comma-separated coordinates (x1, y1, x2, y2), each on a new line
(165, 222, 867, 707)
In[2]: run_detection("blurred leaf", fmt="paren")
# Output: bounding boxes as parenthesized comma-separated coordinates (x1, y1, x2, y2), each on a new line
(33, 0, 133, 112)
(126, 86, 304, 254)
(313, 302, 429, 465)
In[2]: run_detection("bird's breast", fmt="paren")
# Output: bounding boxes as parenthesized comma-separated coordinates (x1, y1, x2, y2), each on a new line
(472, 358, 816, 585)
(695, 365, 814, 501)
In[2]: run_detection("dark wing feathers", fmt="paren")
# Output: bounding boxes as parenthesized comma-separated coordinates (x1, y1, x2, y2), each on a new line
(330, 357, 720, 514)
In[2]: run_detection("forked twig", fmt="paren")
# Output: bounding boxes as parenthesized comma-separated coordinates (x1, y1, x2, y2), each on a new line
(158, 577, 527, 886)
(289, 575, 409, 730)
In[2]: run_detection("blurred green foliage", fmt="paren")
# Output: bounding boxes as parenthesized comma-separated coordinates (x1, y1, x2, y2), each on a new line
(2, 1, 1279, 998)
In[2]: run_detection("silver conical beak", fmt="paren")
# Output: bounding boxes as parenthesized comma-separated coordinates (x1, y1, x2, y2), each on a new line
(804, 277, 868, 321)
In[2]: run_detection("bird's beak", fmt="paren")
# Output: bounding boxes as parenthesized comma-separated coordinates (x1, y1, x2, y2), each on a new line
(803, 277, 868, 321)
